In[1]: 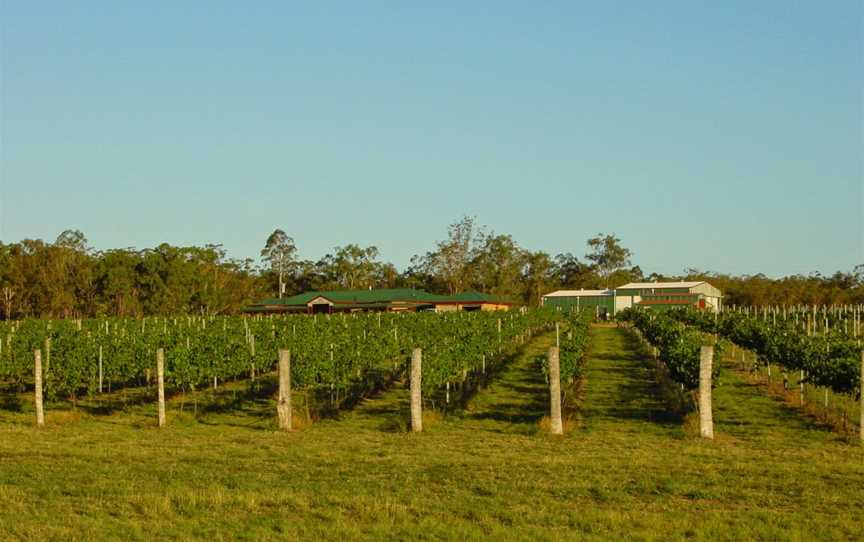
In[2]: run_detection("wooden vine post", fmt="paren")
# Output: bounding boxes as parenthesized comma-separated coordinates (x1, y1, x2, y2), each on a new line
(410, 348, 423, 432)
(548, 346, 563, 435)
(277, 349, 292, 431)
(699, 345, 714, 439)
(156, 348, 166, 428)
(34, 349, 45, 427)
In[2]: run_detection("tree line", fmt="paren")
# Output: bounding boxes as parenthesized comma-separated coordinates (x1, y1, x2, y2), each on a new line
(1, 217, 862, 319)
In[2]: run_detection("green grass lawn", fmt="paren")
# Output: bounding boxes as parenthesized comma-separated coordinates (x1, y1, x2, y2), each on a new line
(1, 327, 862, 541)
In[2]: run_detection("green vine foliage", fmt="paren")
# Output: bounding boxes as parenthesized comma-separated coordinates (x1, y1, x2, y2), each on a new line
(0, 309, 561, 402)
(539, 310, 592, 384)
(667, 308, 861, 396)
(619, 308, 722, 390)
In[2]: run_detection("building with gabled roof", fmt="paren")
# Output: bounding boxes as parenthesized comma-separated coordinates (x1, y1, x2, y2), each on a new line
(542, 281, 722, 316)
(244, 288, 512, 314)
(615, 281, 722, 312)
(540, 289, 614, 313)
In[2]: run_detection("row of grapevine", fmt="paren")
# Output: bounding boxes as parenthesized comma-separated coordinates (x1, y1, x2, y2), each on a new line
(668, 308, 861, 396)
(541, 310, 592, 384)
(0, 309, 559, 405)
(618, 308, 721, 390)
(724, 304, 863, 339)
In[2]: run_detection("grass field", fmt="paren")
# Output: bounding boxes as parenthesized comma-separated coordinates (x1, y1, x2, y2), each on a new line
(1, 326, 862, 541)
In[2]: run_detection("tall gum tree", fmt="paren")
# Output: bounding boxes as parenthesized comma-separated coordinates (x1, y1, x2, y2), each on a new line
(261, 230, 297, 298)
(586, 234, 632, 289)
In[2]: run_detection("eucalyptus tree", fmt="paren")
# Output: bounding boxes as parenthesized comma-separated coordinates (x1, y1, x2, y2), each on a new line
(586, 233, 632, 288)
(0, 242, 16, 319)
(411, 216, 484, 295)
(317, 244, 381, 290)
(470, 233, 526, 300)
(54, 230, 96, 317)
(261, 229, 297, 298)
(552, 253, 599, 289)
(523, 251, 555, 307)
(97, 249, 144, 317)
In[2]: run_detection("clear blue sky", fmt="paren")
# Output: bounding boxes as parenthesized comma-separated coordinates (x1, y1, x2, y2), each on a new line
(1, 1, 861, 277)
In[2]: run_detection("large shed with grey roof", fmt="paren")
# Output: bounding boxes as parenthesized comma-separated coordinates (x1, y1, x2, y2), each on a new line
(542, 281, 722, 316)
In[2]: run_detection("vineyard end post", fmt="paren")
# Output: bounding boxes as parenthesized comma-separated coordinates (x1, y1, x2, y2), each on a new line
(699, 345, 714, 439)
(34, 349, 44, 427)
(277, 349, 292, 431)
(410, 348, 422, 432)
(548, 346, 563, 435)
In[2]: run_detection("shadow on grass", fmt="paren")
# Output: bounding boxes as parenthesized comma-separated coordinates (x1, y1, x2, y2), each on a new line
(4, 333, 562, 436)
(0, 393, 23, 412)
(378, 413, 411, 433)
(463, 340, 552, 430)
(352, 389, 414, 433)
(590, 350, 643, 363)
(68, 363, 407, 428)
(715, 376, 841, 439)
(585, 327, 684, 427)
(311, 332, 561, 434)
(469, 403, 547, 425)
(337, 338, 551, 434)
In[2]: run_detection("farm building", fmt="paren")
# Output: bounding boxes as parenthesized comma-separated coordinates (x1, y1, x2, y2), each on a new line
(615, 281, 722, 312)
(540, 289, 614, 314)
(243, 288, 513, 314)
(542, 281, 722, 317)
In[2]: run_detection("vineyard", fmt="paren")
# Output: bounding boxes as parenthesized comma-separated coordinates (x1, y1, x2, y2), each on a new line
(542, 310, 593, 384)
(0, 307, 862, 541)
(0, 309, 578, 421)
(1, 304, 859, 428)
(668, 306, 862, 396)
(618, 308, 723, 390)
(617, 304, 863, 443)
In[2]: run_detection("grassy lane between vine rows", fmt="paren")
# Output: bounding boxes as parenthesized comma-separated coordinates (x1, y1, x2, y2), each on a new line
(0, 327, 862, 541)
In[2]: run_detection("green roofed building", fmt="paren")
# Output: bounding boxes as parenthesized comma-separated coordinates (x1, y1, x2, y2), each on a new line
(244, 288, 513, 314)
